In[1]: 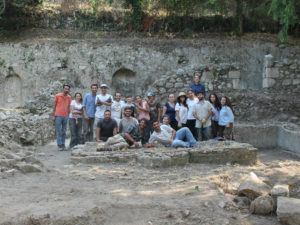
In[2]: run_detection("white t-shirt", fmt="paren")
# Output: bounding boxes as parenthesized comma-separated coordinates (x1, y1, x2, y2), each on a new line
(111, 100, 125, 119)
(95, 94, 112, 118)
(175, 103, 188, 124)
(193, 100, 212, 128)
(69, 100, 83, 118)
(149, 125, 173, 146)
(186, 98, 199, 120)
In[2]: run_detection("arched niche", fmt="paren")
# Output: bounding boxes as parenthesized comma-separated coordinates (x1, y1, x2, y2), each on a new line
(112, 68, 136, 97)
(3, 74, 22, 108)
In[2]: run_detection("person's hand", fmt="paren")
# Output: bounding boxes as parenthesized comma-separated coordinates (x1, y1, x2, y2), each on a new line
(97, 139, 102, 143)
(169, 139, 173, 145)
(226, 123, 231, 128)
(134, 142, 139, 147)
(84, 115, 89, 120)
(178, 122, 182, 128)
(52, 116, 55, 122)
(201, 119, 206, 124)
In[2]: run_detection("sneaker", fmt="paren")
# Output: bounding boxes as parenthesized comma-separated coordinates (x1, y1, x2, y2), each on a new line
(62, 144, 66, 151)
(58, 145, 63, 151)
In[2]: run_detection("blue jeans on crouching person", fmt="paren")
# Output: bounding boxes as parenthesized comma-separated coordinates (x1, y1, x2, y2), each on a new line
(171, 127, 197, 148)
(69, 118, 83, 148)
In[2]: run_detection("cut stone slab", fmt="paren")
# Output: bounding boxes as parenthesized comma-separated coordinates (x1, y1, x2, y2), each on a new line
(71, 141, 257, 168)
(250, 195, 275, 215)
(277, 197, 300, 225)
(238, 172, 271, 200)
(189, 141, 257, 165)
(271, 184, 289, 198)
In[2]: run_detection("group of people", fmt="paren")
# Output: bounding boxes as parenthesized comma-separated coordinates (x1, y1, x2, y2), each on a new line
(52, 75, 234, 151)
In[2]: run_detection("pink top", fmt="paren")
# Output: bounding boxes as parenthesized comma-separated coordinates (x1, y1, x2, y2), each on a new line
(138, 101, 150, 120)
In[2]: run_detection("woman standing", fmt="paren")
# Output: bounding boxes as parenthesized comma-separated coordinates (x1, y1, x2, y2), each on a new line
(209, 93, 221, 138)
(218, 96, 234, 140)
(136, 95, 150, 121)
(175, 92, 188, 128)
(186, 89, 198, 140)
(69, 93, 83, 149)
(163, 93, 178, 130)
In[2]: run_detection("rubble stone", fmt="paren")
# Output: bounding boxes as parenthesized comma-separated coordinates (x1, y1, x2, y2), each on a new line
(250, 195, 275, 215)
(277, 197, 300, 225)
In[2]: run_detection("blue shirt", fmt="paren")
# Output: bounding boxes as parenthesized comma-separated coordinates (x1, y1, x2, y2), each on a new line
(164, 102, 176, 122)
(190, 84, 206, 96)
(218, 106, 234, 126)
(82, 93, 96, 118)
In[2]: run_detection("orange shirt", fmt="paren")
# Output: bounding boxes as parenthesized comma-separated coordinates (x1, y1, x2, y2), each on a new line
(54, 93, 72, 117)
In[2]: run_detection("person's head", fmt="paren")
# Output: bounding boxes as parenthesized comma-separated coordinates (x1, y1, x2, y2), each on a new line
(91, 84, 98, 94)
(209, 93, 221, 109)
(152, 121, 161, 132)
(177, 92, 187, 103)
(74, 92, 83, 103)
(126, 96, 133, 103)
(100, 84, 108, 94)
(135, 95, 142, 103)
(139, 118, 148, 129)
(221, 96, 233, 110)
(62, 84, 70, 95)
(147, 92, 155, 102)
(104, 110, 111, 121)
(194, 75, 200, 84)
(197, 91, 205, 101)
(124, 106, 132, 118)
(162, 115, 170, 125)
(115, 92, 121, 101)
(168, 93, 175, 103)
(188, 89, 195, 99)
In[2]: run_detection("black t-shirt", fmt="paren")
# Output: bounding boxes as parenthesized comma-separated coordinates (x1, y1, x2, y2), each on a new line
(97, 119, 117, 139)
(148, 101, 161, 121)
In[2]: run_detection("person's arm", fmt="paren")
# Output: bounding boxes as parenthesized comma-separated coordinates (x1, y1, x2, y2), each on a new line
(139, 101, 150, 112)
(169, 129, 176, 145)
(119, 121, 123, 133)
(192, 105, 200, 120)
(227, 107, 234, 127)
(176, 111, 181, 123)
(157, 103, 161, 121)
(205, 109, 212, 121)
(52, 96, 57, 121)
(113, 127, 117, 136)
(96, 127, 102, 142)
(103, 95, 112, 106)
(124, 132, 139, 147)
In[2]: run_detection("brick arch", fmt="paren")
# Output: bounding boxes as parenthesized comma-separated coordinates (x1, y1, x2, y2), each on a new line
(112, 68, 136, 97)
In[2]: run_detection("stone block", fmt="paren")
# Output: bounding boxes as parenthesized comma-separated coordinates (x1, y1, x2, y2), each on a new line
(200, 71, 213, 82)
(228, 71, 241, 79)
(189, 141, 257, 165)
(232, 79, 240, 89)
(271, 184, 289, 198)
(263, 78, 276, 88)
(278, 124, 300, 154)
(265, 68, 279, 78)
(277, 197, 300, 225)
(283, 79, 292, 86)
(264, 54, 274, 68)
(238, 172, 271, 200)
(293, 79, 300, 85)
(250, 196, 275, 215)
(174, 83, 184, 88)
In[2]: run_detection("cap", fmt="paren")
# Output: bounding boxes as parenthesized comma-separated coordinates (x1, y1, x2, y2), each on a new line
(178, 92, 186, 97)
(147, 92, 155, 97)
(100, 84, 108, 88)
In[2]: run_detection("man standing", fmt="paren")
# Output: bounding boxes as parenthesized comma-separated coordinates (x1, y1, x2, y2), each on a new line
(190, 74, 206, 96)
(193, 91, 212, 141)
(119, 106, 138, 134)
(52, 84, 72, 151)
(147, 92, 161, 129)
(94, 84, 112, 137)
(111, 92, 125, 129)
(124, 118, 153, 147)
(96, 110, 118, 142)
(149, 121, 197, 148)
(82, 84, 98, 142)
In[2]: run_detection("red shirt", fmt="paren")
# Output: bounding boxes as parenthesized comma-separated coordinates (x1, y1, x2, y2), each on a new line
(54, 93, 72, 117)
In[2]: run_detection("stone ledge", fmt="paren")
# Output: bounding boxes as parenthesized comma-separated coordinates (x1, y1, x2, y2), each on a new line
(71, 141, 258, 168)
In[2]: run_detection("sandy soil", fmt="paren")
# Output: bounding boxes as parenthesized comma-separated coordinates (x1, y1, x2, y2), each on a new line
(0, 141, 300, 225)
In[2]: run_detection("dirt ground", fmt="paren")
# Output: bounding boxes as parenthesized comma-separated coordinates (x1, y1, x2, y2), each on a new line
(0, 141, 300, 225)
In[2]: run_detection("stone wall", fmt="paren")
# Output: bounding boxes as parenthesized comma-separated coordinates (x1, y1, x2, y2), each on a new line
(0, 38, 299, 125)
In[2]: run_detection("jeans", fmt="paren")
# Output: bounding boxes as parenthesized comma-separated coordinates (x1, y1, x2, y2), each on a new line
(211, 120, 220, 138)
(94, 117, 102, 140)
(69, 118, 83, 148)
(171, 127, 197, 148)
(219, 124, 233, 140)
(186, 119, 197, 140)
(83, 117, 95, 142)
(197, 126, 211, 141)
(55, 116, 68, 146)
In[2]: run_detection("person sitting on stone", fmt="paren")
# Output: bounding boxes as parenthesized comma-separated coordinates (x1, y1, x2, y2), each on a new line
(119, 106, 139, 134)
(123, 118, 154, 148)
(149, 121, 197, 148)
(96, 110, 117, 142)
